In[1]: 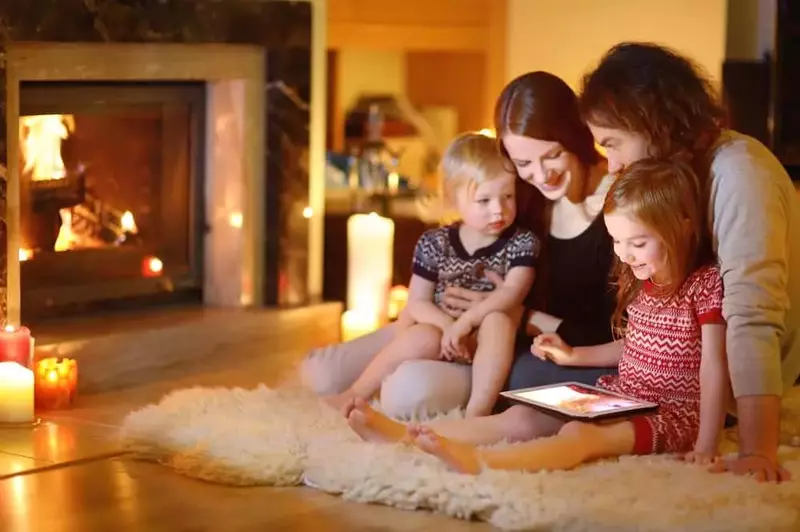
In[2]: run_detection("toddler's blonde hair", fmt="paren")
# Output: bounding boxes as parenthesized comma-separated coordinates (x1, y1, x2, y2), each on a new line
(439, 132, 512, 207)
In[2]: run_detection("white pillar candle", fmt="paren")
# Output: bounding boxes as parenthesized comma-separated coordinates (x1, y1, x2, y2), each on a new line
(0, 361, 35, 424)
(341, 310, 381, 342)
(346, 212, 394, 320)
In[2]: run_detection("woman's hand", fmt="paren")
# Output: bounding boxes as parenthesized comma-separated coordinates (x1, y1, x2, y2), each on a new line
(441, 271, 505, 318)
(440, 318, 474, 362)
(531, 333, 574, 365)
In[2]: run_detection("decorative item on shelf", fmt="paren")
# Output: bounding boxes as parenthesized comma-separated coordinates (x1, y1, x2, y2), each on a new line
(35, 357, 78, 410)
(0, 325, 38, 426)
(343, 212, 395, 340)
(340, 310, 381, 343)
(387, 285, 409, 321)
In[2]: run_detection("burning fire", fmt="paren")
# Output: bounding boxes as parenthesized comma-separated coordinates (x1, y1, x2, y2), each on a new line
(20, 115, 75, 181)
(19, 114, 138, 257)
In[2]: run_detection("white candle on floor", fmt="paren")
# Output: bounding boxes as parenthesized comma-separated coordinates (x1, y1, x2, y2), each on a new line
(346, 212, 394, 320)
(341, 310, 380, 342)
(0, 361, 35, 424)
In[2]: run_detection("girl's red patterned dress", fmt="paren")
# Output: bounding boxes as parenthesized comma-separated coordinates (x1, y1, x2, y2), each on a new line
(597, 265, 725, 454)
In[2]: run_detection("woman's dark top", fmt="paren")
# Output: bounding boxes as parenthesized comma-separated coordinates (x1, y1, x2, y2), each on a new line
(547, 213, 616, 347)
(502, 212, 618, 396)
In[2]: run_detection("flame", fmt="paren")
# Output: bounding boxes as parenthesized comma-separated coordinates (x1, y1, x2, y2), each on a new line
(54, 208, 78, 252)
(18, 249, 33, 262)
(121, 211, 138, 234)
(20, 115, 75, 181)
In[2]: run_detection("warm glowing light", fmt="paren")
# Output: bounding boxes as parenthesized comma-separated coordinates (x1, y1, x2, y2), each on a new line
(20, 114, 75, 180)
(120, 211, 138, 234)
(387, 285, 409, 320)
(595, 142, 607, 157)
(341, 310, 380, 342)
(477, 128, 496, 138)
(387, 172, 399, 194)
(142, 256, 163, 277)
(229, 212, 244, 228)
(18, 249, 33, 262)
(302, 206, 313, 219)
(54, 209, 77, 252)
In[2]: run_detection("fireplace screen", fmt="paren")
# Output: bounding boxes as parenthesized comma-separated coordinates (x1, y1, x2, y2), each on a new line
(18, 81, 206, 319)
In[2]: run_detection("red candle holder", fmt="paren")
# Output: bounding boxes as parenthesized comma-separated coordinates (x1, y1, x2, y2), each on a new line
(35, 357, 78, 410)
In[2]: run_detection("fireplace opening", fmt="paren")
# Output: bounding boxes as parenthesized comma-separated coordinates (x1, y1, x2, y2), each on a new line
(18, 81, 207, 321)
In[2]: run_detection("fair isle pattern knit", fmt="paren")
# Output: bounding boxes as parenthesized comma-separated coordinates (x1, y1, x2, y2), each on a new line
(411, 223, 539, 312)
(597, 265, 725, 455)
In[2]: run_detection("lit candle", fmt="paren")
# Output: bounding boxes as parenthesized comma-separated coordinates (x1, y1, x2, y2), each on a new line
(0, 362, 34, 423)
(341, 310, 380, 342)
(347, 213, 394, 320)
(0, 326, 32, 366)
(35, 357, 78, 410)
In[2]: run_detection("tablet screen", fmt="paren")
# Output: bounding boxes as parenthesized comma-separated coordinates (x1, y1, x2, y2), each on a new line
(504, 383, 656, 417)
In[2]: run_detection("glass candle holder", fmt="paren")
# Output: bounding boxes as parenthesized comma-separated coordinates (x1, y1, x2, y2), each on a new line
(35, 357, 78, 410)
(0, 325, 36, 425)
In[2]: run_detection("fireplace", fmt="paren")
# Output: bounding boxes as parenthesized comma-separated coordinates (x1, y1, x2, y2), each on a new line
(18, 81, 206, 319)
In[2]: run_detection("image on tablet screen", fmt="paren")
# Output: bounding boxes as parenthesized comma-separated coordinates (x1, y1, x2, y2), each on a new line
(515, 384, 643, 414)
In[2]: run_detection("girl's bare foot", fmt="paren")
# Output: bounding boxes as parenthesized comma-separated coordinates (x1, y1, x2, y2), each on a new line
(414, 426, 482, 474)
(346, 398, 408, 443)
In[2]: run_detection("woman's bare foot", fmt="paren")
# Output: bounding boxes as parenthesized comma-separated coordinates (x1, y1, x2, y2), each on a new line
(346, 398, 408, 443)
(414, 426, 482, 474)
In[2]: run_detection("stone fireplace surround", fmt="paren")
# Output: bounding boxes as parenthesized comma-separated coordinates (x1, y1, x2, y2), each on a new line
(8, 42, 266, 318)
(0, 0, 326, 327)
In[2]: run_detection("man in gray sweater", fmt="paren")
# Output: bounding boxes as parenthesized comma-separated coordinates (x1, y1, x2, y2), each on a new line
(581, 42, 800, 482)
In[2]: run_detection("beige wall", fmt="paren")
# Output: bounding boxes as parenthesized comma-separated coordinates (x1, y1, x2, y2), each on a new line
(336, 49, 406, 114)
(505, 0, 728, 90)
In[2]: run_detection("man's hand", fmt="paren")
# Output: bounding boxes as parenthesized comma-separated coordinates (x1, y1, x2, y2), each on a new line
(441, 270, 504, 318)
(710, 454, 792, 483)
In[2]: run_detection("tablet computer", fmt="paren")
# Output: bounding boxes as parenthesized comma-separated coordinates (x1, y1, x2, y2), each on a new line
(500, 382, 659, 420)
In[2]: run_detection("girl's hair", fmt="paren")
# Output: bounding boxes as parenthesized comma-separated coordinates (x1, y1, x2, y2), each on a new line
(602, 157, 715, 331)
(439, 132, 511, 206)
(578, 42, 726, 166)
(494, 71, 604, 310)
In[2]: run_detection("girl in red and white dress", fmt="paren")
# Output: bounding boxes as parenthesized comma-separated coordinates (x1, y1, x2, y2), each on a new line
(343, 157, 730, 474)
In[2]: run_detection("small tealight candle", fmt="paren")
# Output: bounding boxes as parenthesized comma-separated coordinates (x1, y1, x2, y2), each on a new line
(35, 357, 78, 410)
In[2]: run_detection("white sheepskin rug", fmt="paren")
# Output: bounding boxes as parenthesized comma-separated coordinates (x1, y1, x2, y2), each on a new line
(121, 385, 800, 531)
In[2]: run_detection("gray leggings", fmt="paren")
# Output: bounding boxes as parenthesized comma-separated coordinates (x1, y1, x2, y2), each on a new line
(300, 321, 616, 419)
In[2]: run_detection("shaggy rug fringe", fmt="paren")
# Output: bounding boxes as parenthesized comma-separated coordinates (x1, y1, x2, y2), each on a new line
(120, 384, 800, 531)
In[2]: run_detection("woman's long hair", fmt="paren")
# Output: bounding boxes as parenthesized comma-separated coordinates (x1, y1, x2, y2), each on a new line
(494, 71, 604, 309)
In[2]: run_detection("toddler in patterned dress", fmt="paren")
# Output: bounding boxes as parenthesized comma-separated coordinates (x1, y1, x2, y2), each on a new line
(326, 133, 538, 417)
(342, 158, 731, 475)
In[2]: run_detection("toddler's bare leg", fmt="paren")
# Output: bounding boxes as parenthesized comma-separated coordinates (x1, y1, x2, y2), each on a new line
(415, 420, 636, 474)
(465, 310, 519, 417)
(325, 323, 441, 411)
(347, 400, 561, 446)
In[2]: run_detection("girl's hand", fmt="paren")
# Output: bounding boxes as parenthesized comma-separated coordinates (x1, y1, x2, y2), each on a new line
(441, 318, 473, 362)
(441, 271, 504, 318)
(531, 333, 574, 365)
(683, 449, 720, 466)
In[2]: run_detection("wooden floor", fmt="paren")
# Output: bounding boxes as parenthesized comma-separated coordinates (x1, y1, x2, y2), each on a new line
(0, 312, 494, 532)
